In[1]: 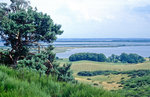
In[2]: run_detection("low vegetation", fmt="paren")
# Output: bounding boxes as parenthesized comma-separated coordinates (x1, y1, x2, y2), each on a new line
(77, 70, 150, 97)
(77, 70, 150, 77)
(57, 59, 150, 92)
(119, 72, 150, 97)
(0, 65, 121, 97)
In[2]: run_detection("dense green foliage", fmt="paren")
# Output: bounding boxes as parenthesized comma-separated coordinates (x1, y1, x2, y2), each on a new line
(0, 0, 63, 66)
(69, 53, 145, 63)
(57, 63, 74, 82)
(107, 53, 145, 63)
(17, 51, 74, 82)
(0, 0, 74, 82)
(77, 70, 150, 77)
(0, 65, 121, 97)
(69, 53, 107, 62)
(78, 70, 119, 76)
(0, 49, 13, 65)
(119, 53, 145, 63)
(107, 54, 120, 63)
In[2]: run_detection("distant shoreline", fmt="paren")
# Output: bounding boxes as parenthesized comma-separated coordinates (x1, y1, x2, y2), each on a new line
(56, 38, 150, 42)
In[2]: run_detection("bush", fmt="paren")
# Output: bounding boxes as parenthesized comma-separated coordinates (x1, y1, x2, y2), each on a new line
(0, 49, 13, 65)
(78, 70, 150, 77)
(18, 53, 48, 74)
(57, 63, 74, 82)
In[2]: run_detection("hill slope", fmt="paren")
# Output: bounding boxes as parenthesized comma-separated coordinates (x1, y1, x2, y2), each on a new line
(0, 65, 121, 97)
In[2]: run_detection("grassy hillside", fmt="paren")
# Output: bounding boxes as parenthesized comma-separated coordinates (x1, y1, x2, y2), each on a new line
(0, 65, 121, 97)
(57, 59, 150, 90)
(58, 59, 150, 73)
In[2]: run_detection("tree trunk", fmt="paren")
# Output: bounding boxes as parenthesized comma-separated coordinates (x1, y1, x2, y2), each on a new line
(12, 57, 18, 68)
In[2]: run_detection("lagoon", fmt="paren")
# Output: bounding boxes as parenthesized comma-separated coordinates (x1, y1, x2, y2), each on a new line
(1, 38, 150, 58)
(56, 46, 150, 58)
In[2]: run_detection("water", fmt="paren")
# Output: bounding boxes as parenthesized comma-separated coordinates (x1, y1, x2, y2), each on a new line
(55, 38, 150, 58)
(1, 38, 150, 58)
(54, 41, 150, 47)
(56, 46, 150, 58)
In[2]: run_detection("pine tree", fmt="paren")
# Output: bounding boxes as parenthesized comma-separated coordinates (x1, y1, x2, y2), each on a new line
(0, 0, 63, 67)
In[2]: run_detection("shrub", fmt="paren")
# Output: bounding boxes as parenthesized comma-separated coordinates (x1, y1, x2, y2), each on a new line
(0, 49, 13, 65)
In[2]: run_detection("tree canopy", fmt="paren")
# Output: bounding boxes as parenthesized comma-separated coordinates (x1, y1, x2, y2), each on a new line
(69, 53, 145, 64)
(0, 0, 63, 66)
(0, 0, 74, 82)
(69, 53, 107, 62)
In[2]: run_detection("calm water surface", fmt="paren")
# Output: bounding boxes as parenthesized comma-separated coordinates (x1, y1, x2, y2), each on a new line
(1, 39, 150, 58)
(56, 46, 150, 58)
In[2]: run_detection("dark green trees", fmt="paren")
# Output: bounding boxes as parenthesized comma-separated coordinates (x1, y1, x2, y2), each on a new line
(0, 0, 63, 67)
(69, 53, 145, 64)
(120, 53, 145, 63)
(108, 53, 145, 63)
(120, 53, 130, 63)
(0, 0, 74, 82)
(107, 54, 119, 63)
(69, 53, 107, 62)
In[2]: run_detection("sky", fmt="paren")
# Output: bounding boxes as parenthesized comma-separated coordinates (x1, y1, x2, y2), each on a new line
(1, 0, 150, 38)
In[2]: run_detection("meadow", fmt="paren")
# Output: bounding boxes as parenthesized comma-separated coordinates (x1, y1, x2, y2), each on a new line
(57, 58, 150, 90)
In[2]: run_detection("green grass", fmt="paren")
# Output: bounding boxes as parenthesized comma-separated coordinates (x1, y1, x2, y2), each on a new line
(57, 59, 150, 90)
(0, 65, 121, 97)
(57, 59, 150, 73)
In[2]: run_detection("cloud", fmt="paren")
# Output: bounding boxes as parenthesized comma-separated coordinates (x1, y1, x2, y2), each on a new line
(30, 0, 150, 22)
(29, 0, 150, 38)
(1, 0, 150, 38)
(1, 0, 150, 23)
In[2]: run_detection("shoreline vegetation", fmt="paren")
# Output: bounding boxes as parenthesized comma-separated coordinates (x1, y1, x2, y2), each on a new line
(69, 53, 146, 63)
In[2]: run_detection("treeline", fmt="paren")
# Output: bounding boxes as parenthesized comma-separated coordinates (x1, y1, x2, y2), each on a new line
(69, 53, 145, 63)
(77, 70, 150, 77)
(69, 53, 107, 62)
